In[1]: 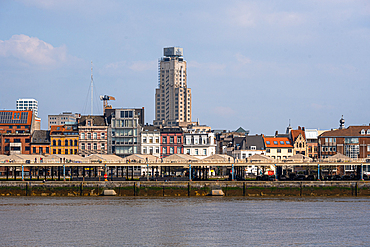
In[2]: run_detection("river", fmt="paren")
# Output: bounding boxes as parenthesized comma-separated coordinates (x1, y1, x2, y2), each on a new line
(0, 197, 369, 246)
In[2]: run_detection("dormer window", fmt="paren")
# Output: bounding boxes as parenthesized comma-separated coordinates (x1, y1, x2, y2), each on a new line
(87, 121, 91, 126)
(361, 129, 365, 135)
(367, 130, 370, 135)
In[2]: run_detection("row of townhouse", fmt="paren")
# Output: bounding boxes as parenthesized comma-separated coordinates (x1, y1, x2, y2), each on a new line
(216, 125, 320, 161)
(0, 109, 216, 159)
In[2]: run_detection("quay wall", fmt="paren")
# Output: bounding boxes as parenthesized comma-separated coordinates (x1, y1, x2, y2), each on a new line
(1, 181, 370, 197)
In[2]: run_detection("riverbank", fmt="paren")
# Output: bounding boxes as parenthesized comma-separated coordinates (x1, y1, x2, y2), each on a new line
(1, 181, 370, 197)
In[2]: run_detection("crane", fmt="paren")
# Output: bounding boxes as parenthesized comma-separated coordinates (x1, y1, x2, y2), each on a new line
(99, 95, 116, 112)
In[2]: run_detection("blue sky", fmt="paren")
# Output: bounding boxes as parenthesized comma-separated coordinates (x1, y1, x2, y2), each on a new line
(0, 0, 369, 134)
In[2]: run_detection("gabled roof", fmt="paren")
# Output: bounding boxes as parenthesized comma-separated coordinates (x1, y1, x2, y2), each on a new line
(163, 154, 199, 162)
(320, 126, 370, 137)
(83, 154, 123, 162)
(235, 127, 247, 133)
(283, 154, 312, 162)
(264, 137, 293, 148)
(202, 154, 233, 162)
(247, 154, 275, 162)
(324, 153, 352, 162)
(291, 129, 306, 142)
(122, 154, 158, 163)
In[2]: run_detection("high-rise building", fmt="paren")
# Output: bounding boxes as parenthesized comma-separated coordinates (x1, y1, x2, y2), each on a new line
(154, 47, 192, 126)
(16, 98, 38, 116)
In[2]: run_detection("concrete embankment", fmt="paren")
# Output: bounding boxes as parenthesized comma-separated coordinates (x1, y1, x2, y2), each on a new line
(1, 181, 370, 197)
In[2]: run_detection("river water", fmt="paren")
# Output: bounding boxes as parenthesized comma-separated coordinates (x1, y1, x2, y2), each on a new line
(0, 197, 369, 246)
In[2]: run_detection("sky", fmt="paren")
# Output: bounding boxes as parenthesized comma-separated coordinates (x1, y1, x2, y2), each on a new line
(0, 0, 369, 135)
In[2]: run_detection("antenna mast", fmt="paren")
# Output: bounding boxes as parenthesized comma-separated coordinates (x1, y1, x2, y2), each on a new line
(91, 61, 93, 116)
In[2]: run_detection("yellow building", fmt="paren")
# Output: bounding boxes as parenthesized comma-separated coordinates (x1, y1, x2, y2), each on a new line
(50, 124, 79, 155)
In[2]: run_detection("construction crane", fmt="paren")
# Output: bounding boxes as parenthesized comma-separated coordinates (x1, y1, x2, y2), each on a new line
(99, 95, 116, 112)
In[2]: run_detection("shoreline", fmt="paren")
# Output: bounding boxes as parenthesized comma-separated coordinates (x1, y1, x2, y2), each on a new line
(1, 181, 370, 197)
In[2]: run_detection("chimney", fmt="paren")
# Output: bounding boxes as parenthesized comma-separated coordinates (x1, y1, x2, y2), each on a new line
(275, 130, 278, 137)
(298, 126, 301, 130)
(302, 127, 305, 131)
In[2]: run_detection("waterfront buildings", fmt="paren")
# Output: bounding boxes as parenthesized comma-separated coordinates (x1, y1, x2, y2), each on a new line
(154, 47, 192, 127)
(183, 130, 216, 159)
(105, 108, 144, 157)
(319, 125, 370, 159)
(16, 98, 38, 116)
(160, 127, 183, 158)
(30, 130, 50, 155)
(264, 136, 294, 160)
(48, 112, 80, 130)
(78, 115, 108, 156)
(291, 127, 307, 155)
(232, 134, 266, 160)
(50, 123, 79, 155)
(305, 129, 319, 159)
(141, 125, 161, 157)
(0, 110, 37, 155)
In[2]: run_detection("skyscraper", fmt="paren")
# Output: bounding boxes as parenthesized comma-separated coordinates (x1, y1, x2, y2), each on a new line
(154, 47, 191, 126)
(16, 98, 38, 116)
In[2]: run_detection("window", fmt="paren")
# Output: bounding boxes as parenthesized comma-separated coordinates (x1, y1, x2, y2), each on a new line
(74, 140, 77, 146)
(277, 149, 281, 153)
(162, 147, 167, 154)
(177, 147, 182, 154)
(46, 147, 49, 153)
(195, 149, 198, 155)
(177, 136, 181, 143)
(273, 141, 278, 145)
(186, 149, 190, 154)
(33, 147, 36, 153)
(286, 141, 290, 145)
(58, 140, 61, 146)
(361, 129, 365, 135)
(143, 137, 147, 143)
(93, 143, 97, 150)
(170, 137, 174, 143)
(288, 149, 292, 153)
(58, 149, 61, 154)
(93, 133, 97, 139)
(101, 133, 105, 139)
(170, 147, 174, 154)
(101, 143, 105, 150)
(251, 146, 256, 150)
(82, 144, 85, 150)
(143, 148, 147, 154)
(280, 141, 284, 145)
(70, 140, 73, 146)
(155, 138, 159, 143)
(65, 149, 68, 154)
(162, 137, 167, 143)
(88, 133, 91, 139)
(266, 149, 270, 153)
(87, 143, 91, 150)
(203, 149, 207, 155)
(149, 137, 153, 143)
(53, 149, 56, 154)
(81, 133, 85, 139)
(65, 140, 68, 146)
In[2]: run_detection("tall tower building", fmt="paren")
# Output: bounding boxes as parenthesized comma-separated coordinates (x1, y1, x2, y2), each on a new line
(16, 98, 38, 116)
(154, 47, 191, 126)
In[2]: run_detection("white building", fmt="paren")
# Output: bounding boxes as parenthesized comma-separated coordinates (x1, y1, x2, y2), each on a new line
(16, 98, 38, 116)
(183, 131, 216, 159)
(48, 112, 80, 130)
(141, 126, 161, 157)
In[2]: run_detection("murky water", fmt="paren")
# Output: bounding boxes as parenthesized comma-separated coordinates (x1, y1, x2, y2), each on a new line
(0, 197, 369, 246)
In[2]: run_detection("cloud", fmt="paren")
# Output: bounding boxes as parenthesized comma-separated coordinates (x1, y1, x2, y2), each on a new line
(0, 34, 71, 67)
(212, 106, 236, 117)
(188, 61, 226, 71)
(129, 60, 157, 72)
(235, 53, 252, 64)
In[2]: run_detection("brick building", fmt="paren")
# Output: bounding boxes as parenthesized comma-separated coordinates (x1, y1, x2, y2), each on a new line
(160, 127, 183, 158)
(0, 110, 37, 155)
